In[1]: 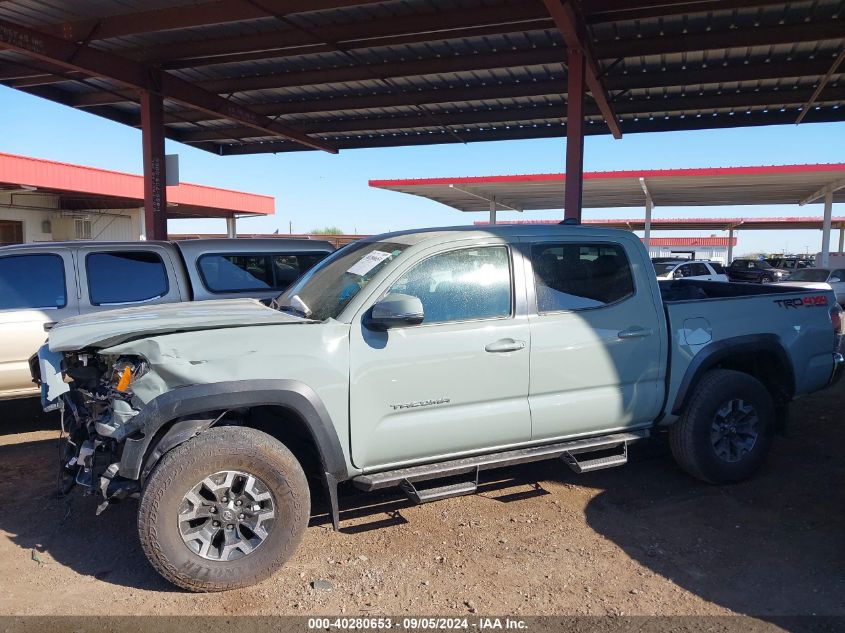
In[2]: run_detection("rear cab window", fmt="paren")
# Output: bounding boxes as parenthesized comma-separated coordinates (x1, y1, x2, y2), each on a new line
(0, 254, 67, 310)
(531, 243, 635, 312)
(197, 252, 328, 293)
(86, 251, 169, 306)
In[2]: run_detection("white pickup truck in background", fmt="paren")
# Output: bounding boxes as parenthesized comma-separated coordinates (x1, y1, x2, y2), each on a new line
(0, 238, 333, 400)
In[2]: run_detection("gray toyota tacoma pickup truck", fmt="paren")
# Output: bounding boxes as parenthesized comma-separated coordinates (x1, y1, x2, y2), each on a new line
(34, 225, 844, 592)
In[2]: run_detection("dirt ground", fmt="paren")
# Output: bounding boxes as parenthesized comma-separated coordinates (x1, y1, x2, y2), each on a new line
(0, 384, 843, 618)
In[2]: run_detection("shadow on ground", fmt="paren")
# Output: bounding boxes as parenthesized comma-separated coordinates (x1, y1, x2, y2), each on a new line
(582, 384, 845, 617)
(0, 386, 843, 613)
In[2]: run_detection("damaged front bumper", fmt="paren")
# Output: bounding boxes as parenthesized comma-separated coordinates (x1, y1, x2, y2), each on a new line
(32, 345, 148, 511)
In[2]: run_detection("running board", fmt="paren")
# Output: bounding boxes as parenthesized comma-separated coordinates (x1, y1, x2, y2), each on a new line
(400, 477, 478, 504)
(353, 430, 648, 492)
(562, 443, 628, 474)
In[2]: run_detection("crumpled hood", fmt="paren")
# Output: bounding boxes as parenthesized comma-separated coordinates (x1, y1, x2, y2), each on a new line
(49, 299, 308, 352)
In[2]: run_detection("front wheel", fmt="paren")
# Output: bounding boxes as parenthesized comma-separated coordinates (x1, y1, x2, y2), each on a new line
(138, 426, 311, 592)
(760, 275, 773, 284)
(670, 369, 775, 484)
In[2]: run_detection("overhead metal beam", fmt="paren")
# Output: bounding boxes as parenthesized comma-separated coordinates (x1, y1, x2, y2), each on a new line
(141, 2, 547, 66)
(543, 0, 621, 139)
(796, 47, 845, 124)
(213, 106, 845, 155)
(46, 0, 389, 42)
(139, 6, 841, 71)
(799, 178, 845, 206)
(0, 18, 336, 153)
(72, 47, 569, 107)
(171, 83, 845, 130)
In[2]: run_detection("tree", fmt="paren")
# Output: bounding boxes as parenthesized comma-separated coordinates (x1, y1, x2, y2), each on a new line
(310, 226, 344, 235)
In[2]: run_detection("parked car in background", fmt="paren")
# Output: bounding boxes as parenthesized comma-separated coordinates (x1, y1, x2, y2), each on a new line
(35, 224, 843, 591)
(777, 267, 845, 306)
(766, 257, 813, 276)
(653, 259, 728, 282)
(0, 238, 333, 400)
(727, 258, 787, 284)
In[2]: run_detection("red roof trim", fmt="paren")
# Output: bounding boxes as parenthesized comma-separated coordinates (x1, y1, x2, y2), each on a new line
(0, 152, 274, 216)
(644, 237, 737, 247)
(370, 163, 845, 188)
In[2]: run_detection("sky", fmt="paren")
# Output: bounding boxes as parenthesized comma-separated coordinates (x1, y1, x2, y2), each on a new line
(1, 84, 843, 256)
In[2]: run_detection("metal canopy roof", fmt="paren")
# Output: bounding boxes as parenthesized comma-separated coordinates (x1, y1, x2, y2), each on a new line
(478, 217, 845, 230)
(369, 163, 845, 211)
(0, 152, 274, 219)
(0, 1, 843, 155)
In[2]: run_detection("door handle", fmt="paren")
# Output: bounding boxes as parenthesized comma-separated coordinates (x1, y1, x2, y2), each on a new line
(617, 326, 653, 339)
(485, 338, 526, 353)
(43, 322, 57, 332)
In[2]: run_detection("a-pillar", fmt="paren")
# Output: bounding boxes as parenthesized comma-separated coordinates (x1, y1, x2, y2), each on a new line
(140, 82, 167, 241)
(821, 190, 833, 267)
(564, 47, 585, 222)
(226, 216, 237, 238)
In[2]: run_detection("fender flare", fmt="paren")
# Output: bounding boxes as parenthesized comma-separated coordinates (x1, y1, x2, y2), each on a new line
(671, 334, 794, 415)
(118, 379, 348, 483)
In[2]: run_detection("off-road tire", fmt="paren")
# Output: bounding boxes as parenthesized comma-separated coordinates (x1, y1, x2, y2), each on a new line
(670, 369, 775, 484)
(138, 426, 310, 592)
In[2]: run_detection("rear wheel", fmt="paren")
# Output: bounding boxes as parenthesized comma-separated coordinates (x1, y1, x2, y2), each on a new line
(670, 369, 775, 484)
(138, 426, 310, 592)
(760, 275, 773, 284)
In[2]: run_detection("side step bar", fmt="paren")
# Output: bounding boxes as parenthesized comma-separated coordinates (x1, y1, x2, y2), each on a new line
(562, 443, 628, 474)
(353, 430, 648, 492)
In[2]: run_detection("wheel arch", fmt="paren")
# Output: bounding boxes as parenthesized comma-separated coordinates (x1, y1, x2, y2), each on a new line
(671, 334, 795, 417)
(119, 380, 348, 486)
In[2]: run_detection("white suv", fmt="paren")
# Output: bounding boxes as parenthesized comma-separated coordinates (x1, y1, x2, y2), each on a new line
(652, 259, 729, 282)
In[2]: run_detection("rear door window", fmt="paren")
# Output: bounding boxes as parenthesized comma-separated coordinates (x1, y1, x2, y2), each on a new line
(690, 263, 710, 277)
(531, 243, 635, 312)
(0, 254, 67, 310)
(199, 252, 328, 293)
(86, 251, 169, 305)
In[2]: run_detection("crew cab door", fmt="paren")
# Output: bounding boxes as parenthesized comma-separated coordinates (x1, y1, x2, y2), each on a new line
(525, 239, 665, 440)
(0, 250, 78, 398)
(349, 241, 531, 470)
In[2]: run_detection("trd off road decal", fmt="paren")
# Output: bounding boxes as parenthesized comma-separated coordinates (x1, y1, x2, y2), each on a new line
(774, 295, 829, 309)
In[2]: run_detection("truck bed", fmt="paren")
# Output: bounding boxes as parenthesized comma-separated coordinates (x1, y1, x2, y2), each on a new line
(658, 279, 821, 302)
(659, 279, 839, 416)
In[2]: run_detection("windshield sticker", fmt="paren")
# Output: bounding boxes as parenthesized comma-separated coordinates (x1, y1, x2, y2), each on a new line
(346, 250, 392, 276)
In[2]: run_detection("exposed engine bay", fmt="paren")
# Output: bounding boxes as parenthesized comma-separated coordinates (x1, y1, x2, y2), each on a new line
(37, 347, 148, 512)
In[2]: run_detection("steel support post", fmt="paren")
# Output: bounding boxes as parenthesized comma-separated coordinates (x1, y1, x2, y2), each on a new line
(141, 87, 168, 240)
(226, 216, 237, 238)
(564, 47, 585, 222)
(821, 190, 833, 267)
(489, 199, 497, 225)
(728, 228, 735, 264)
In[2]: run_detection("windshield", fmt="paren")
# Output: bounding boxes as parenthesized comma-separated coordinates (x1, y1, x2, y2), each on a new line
(787, 269, 830, 282)
(274, 240, 409, 320)
(653, 263, 679, 276)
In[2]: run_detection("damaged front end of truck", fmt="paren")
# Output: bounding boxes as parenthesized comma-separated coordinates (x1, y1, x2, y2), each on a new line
(34, 344, 151, 512)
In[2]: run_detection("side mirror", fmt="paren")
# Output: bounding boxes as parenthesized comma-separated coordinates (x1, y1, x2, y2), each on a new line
(830, 277, 841, 283)
(673, 270, 684, 279)
(366, 293, 424, 330)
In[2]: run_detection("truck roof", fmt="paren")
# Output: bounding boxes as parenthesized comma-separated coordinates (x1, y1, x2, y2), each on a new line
(363, 223, 640, 245)
(0, 237, 335, 254)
